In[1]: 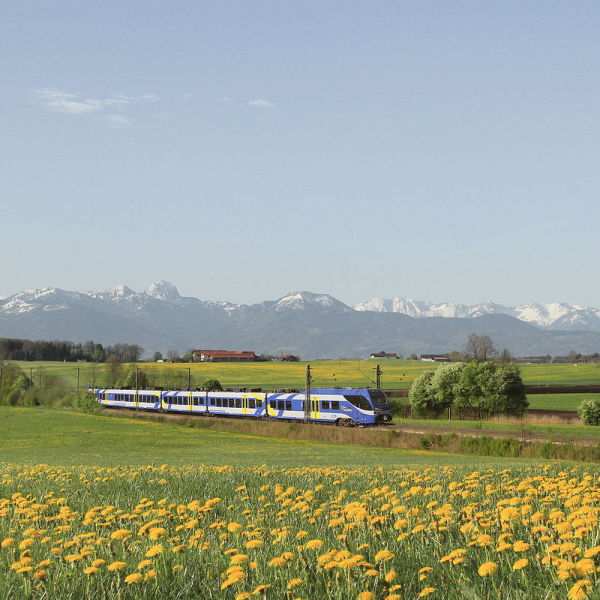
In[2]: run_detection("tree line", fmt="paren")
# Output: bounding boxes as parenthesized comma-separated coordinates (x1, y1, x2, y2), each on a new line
(0, 338, 143, 363)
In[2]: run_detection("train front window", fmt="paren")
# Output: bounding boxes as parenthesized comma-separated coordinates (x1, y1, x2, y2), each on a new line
(344, 395, 372, 411)
(369, 389, 390, 407)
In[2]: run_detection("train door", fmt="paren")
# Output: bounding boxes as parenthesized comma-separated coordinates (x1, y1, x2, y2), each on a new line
(242, 397, 249, 415)
(311, 396, 320, 420)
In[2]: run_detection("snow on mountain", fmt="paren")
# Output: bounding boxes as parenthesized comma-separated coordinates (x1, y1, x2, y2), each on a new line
(272, 291, 353, 312)
(145, 281, 181, 302)
(355, 297, 600, 330)
(2, 283, 600, 332)
(0, 287, 93, 315)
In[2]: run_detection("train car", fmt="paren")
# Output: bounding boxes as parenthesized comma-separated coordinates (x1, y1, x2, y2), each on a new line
(94, 386, 392, 426)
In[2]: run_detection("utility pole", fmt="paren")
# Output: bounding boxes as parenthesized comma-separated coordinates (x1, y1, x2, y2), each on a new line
(304, 364, 312, 422)
(375, 364, 382, 390)
(76, 367, 80, 391)
(187, 367, 191, 391)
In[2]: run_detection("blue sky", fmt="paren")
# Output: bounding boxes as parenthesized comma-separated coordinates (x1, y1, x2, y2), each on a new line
(1, 1, 599, 306)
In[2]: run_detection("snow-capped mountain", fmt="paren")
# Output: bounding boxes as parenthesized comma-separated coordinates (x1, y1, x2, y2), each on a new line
(355, 297, 600, 331)
(270, 291, 353, 313)
(2, 283, 600, 357)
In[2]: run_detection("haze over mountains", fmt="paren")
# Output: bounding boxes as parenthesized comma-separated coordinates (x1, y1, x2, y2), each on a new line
(1, 282, 600, 358)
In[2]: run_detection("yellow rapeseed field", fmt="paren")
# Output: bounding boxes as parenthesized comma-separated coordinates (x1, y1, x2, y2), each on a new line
(0, 463, 599, 599)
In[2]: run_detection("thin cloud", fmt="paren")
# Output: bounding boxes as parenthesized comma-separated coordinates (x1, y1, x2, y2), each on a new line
(31, 89, 160, 121)
(248, 98, 275, 108)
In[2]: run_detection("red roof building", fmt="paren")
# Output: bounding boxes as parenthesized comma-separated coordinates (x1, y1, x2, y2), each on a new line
(192, 350, 257, 362)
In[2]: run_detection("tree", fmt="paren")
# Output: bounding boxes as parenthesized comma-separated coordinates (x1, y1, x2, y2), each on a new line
(464, 334, 497, 362)
(448, 351, 465, 362)
(152, 351, 163, 362)
(490, 364, 528, 417)
(409, 371, 440, 416)
(497, 349, 512, 364)
(123, 368, 150, 389)
(578, 399, 600, 426)
(453, 361, 497, 414)
(167, 350, 181, 362)
(430, 362, 465, 413)
(105, 355, 123, 387)
(453, 361, 527, 417)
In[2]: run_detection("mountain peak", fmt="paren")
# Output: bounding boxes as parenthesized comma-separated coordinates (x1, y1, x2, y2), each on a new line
(274, 291, 352, 312)
(111, 284, 135, 296)
(145, 281, 181, 301)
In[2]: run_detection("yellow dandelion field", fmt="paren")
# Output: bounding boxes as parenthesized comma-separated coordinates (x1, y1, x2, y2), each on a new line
(0, 463, 598, 598)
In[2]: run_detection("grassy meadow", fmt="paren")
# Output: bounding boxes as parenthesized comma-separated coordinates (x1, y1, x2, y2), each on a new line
(1, 407, 600, 599)
(11, 358, 600, 390)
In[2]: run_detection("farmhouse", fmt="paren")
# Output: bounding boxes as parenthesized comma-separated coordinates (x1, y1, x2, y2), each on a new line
(369, 351, 398, 359)
(420, 354, 450, 362)
(192, 350, 257, 362)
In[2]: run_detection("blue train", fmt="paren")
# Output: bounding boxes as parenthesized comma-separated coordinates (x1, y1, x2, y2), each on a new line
(94, 387, 392, 426)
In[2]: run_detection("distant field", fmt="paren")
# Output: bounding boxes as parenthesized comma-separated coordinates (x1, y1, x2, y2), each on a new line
(10, 359, 600, 389)
(525, 392, 600, 411)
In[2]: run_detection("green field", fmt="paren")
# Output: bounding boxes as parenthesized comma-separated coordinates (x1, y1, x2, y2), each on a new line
(526, 392, 600, 411)
(396, 416, 600, 439)
(0, 406, 482, 467)
(10, 359, 600, 390)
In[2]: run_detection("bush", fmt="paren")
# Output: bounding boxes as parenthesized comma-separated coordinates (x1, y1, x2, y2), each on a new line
(202, 379, 223, 391)
(578, 398, 600, 425)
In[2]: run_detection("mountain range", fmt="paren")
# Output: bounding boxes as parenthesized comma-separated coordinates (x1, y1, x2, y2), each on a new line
(2, 282, 600, 358)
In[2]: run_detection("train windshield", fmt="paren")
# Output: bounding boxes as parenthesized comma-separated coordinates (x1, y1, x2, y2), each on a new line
(369, 389, 391, 408)
(344, 395, 372, 411)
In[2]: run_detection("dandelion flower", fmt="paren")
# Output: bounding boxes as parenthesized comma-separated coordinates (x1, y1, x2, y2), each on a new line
(84, 566, 99, 575)
(568, 580, 592, 600)
(287, 579, 303, 589)
(375, 549, 394, 562)
(125, 573, 143, 584)
(513, 541, 530, 552)
(478, 562, 498, 577)
(357, 593, 374, 600)
(107, 561, 127, 571)
(146, 544, 163, 557)
(513, 559, 529, 570)
(418, 588, 436, 597)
